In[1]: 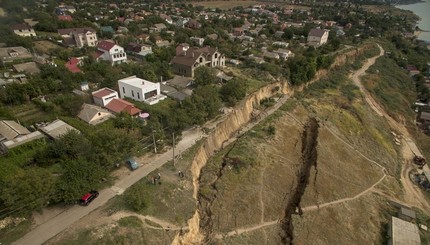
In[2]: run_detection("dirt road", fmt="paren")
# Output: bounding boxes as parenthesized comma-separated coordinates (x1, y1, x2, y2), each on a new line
(350, 44, 430, 212)
(12, 127, 204, 245)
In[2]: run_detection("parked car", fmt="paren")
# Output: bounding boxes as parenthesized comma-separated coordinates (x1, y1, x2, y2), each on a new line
(126, 158, 139, 171)
(79, 190, 99, 206)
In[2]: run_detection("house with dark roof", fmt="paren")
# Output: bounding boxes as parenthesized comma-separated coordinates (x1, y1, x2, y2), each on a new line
(58, 27, 98, 48)
(125, 43, 153, 58)
(0, 47, 32, 65)
(12, 24, 36, 37)
(187, 19, 201, 29)
(94, 40, 127, 65)
(171, 43, 225, 77)
(160, 14, 172, 24)
(307, 28, 329, 47)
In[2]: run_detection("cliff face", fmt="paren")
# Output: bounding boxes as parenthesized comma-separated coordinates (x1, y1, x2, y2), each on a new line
(172, 45, 370, 245)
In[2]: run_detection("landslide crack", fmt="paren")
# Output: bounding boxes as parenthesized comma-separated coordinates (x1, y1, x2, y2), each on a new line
(197, 143, 238, 242)
(280, 117, 319, 245)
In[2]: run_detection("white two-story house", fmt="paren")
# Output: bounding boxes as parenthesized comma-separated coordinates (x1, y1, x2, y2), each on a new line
(58, 28, 97, 48)
(118, 76, 166, 105)
(95, 40, 127, 66)
(12, 24, 36, 37)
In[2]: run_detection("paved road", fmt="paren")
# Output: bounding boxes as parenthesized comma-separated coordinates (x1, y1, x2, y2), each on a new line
(12, 128, 204, 245)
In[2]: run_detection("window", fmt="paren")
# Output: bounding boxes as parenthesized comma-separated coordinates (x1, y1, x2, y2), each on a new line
(132, 90, 134, 97)
(115, 49, 118, 52)
(137, 92, 140, 99)
(199, 57, 203, 63)
(215, 53, 218, 58)
(122, 87, 125, 93)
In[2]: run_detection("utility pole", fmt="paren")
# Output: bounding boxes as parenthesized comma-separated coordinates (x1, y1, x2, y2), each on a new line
(172, 132, 175, 166)
(152, 129, 157, 154)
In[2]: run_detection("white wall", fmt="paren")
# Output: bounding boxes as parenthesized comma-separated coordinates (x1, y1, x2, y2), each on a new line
(118, 78, 160, 102)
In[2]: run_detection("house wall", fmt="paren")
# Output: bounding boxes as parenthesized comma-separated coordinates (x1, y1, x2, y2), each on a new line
(75, 32, 98, 48)
(93, 91, 118, 107)
(89, 111, 112, 125)
(118, 80, 160, 102)
(14, 29, 36, 37)
(172, 63, 193, 77)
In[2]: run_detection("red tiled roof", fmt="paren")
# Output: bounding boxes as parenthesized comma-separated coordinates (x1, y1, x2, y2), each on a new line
(105, 98, 141, 115)
(58, 15, 73, 21)
(97, 40, 116, 51)
(65, 57, 81, 73)
(92, 50, 104, 59)
(92, 88, 116, 99)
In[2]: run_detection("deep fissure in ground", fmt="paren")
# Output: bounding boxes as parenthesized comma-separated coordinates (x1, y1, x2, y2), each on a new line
(280, 117, 319, 245)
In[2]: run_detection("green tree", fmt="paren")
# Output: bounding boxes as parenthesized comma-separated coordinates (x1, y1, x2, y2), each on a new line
(193, 85, 222, 119)
(194, 66, 218, 86)
(56, 158, 107, 203)
(220, 78, 247, 106)
(0, 168, 56, 215)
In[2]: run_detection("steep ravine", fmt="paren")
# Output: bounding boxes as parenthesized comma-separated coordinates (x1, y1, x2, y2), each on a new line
(280, 117, 319, 245)
(172, 45, 370, 245)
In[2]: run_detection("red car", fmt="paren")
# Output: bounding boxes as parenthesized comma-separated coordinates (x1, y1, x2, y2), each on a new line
(80, 190, 99, 206)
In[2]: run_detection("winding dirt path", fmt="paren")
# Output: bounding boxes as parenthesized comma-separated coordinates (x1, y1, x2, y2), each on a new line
(110, 211, 188, 231)
(350, 44, 430, 212)
(214, 43, 430, 239)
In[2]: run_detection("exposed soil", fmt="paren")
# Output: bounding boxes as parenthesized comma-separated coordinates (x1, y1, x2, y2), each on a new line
(280, 118, 319, 244)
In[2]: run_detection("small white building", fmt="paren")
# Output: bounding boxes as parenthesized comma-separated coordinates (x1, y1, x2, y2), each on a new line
(95, 40, 127, 65)
(12, 24, 36, 37)
(92, 87, 119, 107)
(307, 28, 329, 47)
(118, 76, 167, 105)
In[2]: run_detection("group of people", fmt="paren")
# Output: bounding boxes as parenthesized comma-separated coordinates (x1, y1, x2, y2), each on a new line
(151, 171, 185, 185)
(151, 173, 161, 185)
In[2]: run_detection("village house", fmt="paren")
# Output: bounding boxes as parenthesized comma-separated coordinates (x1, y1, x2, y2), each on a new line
(274, 49, 295, 60)
(187, 19, 202, 29)
(160, 14, 172, 24)
(0, 120, 43, 151)
(171, 43, 225, 77)
(38, 119, 79, 140)
(105, 98, 142, 116)
(125, 43, 153, 58)
(307, 28, 329, 47)
(0, 47, 32, 65)
(11, 24, 36, 37)
(58, 15, 73, 21)
(77, 103, 114, 125)
(150, 23, 167, 33)
(92, 87, 119, 107)
(0, 120, 31, 143)
(137, 34, 150, 43)
(118, 76, 166, 105)
(55, 5, 76, 15)
(58, 27, 98, 48)
(94, 40, 127, 65)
